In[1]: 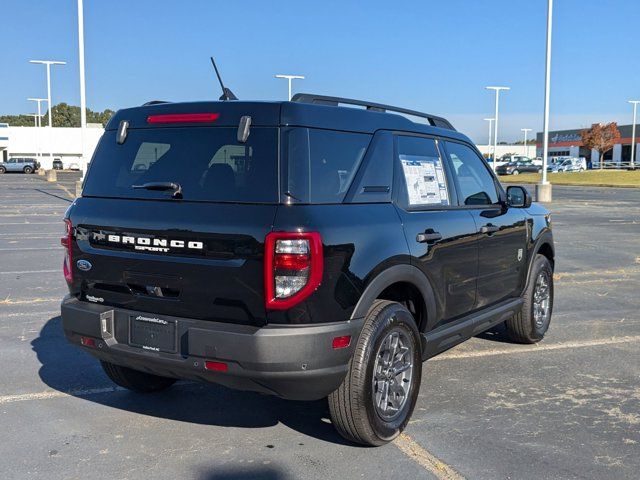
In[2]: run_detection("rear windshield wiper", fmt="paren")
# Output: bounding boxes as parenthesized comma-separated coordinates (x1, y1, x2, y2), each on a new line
(132, 181, 183, 199)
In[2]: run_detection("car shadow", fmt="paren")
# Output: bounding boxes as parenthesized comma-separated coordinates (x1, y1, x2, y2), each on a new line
(32, 316, 353, 446)
(196, 465, 289, 480)
(475, 321, 513, 343)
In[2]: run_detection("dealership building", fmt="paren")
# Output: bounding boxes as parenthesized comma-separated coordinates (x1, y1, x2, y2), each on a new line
(536, 124, 640, 165)
(0, 124, 104, 170)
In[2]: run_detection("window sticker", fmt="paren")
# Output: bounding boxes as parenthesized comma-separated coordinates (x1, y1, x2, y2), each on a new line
(400, 154, 449, 206)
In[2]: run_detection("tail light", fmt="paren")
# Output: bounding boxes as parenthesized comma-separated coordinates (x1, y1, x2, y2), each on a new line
(61, 218, 73, 284)
(264, 232, 323, 310)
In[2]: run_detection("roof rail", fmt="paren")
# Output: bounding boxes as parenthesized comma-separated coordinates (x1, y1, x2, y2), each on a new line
(142, 100, 171, 106)
(291, 93, 455, 131)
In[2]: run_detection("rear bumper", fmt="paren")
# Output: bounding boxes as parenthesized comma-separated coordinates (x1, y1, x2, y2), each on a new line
(61, 296, 363, 400)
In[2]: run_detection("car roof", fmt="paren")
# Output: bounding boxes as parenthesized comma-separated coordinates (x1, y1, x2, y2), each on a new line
(106, 99, 472, 144)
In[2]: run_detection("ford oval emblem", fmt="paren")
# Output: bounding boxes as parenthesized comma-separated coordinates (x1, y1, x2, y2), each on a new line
(76, 259, 92, 271)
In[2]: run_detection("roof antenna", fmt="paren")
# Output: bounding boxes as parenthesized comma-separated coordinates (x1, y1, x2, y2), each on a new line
(210, 57, 238, 101)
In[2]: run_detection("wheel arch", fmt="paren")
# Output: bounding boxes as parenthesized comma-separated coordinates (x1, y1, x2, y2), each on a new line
(524, 230, 555, 293)
(350, 264, 437, 333)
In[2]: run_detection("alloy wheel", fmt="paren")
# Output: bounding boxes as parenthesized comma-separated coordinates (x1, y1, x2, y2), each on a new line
(372, 328, 414, 421)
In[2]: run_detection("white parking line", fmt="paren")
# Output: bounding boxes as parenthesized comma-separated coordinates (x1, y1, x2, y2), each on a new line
(0, 269, 58, 275)
(0, 222, 60, 227)
(0, 387, 124, 405)
(395, 433, 465, 480)
(0, 297, 60, 306)
(0, 247, 60, 251)
(432, 335, 640, 361)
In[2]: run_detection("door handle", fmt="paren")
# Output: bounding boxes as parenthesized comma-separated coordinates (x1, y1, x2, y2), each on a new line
(416, 230, 442, 243)
(480, 224, 500, 234)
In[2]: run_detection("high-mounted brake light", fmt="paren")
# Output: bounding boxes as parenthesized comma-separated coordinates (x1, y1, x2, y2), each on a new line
(61, 218, 73, 284)
(146, 113, 220, 124)
(264, 232, 323, 310)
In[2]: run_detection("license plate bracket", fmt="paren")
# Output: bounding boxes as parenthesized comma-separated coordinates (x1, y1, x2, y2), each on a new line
(129, 315, 177, 353)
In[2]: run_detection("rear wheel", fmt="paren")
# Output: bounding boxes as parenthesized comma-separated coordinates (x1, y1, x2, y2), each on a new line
(506, 254, 553, 343)
(23, 166, 33, 174)
(100, 361, 176, 393)
(328, 300, 422, 446)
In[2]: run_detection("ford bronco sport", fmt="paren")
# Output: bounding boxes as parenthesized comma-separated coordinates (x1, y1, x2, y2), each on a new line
(61, 94, 554, 446)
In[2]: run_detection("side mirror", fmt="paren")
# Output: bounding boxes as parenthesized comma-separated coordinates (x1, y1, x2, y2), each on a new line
(506, 185, 532, 208)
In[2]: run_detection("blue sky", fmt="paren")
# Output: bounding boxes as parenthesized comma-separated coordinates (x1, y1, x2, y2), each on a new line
(2, 0, 639, 142)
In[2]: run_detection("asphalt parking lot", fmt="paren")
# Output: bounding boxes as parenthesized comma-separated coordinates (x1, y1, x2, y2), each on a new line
(0, 172, 638, 480)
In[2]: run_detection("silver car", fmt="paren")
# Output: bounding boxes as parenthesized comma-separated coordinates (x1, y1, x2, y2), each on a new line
(0, 157, 40, 174)
(547, 158, 586, 173)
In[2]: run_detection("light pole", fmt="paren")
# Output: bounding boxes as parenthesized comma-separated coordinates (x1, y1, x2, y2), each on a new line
(28, 98, 47, 127)
(27, 114, 39, 127)
(77, 0, 88, 179)
(28, 98, 46, 163)
(521, 128, 532, 157)
(275, 74, 305, 100)
(485, 86, 510, 171)
(628, 100, 639, 169)
(29, 60, 66, 127)
(484, 118, 494, 155)
(539, 0, 554, 200)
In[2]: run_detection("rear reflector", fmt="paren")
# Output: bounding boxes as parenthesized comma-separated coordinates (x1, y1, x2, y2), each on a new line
(332, 335, 351, 349)
(204, 361, 228, 372)
(80, 336, 96, 348)
(146, 113, 220, 124)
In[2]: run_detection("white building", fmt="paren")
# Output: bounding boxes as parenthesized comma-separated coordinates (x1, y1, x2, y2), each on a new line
(476, 144, 536, 159)
(0, 124, 104, 170)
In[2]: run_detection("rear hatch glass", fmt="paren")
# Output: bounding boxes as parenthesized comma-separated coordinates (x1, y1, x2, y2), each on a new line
(83, 127, 279, 203)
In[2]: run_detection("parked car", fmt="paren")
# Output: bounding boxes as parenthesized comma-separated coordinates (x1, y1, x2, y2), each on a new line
(53, 159, 64, 170)
(499, 155, 541, 167)
(60, 93, 555, 446)
(496, 160, 542, 175)
(547, 157, 586, 173)
(0, 157, 40, 174)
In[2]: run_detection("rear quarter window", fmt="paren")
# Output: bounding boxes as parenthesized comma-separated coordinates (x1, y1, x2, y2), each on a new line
(284, 128, 371, 204)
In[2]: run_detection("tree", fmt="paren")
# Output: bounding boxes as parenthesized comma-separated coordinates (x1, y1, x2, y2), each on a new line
(580, 122, 621, 169)
(0, 103, 114, 128)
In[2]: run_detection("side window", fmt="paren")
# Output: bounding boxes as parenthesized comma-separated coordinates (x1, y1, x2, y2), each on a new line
(445, 142, 499, 206)
(396, 136, 450, 207)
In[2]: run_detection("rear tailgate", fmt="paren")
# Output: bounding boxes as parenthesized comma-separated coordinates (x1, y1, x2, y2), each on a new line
(69, 199, 275, 326)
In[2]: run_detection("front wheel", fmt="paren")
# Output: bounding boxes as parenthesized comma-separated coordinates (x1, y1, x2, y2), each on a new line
(101, 361, 176, 393)
(512, 170, 520, 175)
(505, 254, 554, 343)
(0, 166, 5, 174)
(328, 300, 422, 446)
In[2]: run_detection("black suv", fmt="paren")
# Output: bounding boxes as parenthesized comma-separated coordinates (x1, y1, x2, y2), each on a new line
(61, 95, 554, 446)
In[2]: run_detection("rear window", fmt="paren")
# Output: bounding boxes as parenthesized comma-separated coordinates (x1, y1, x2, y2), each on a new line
(83, 127, 278, 203)
(284, 128, 371, 204)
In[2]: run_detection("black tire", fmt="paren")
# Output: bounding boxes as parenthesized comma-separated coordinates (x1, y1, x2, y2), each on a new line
(0, 166, 5, 174)
(23, 166, 33, 174)
(506, 254, 554, 343)
(100, 361, 176, 393)
(328, 300, 422, 446)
